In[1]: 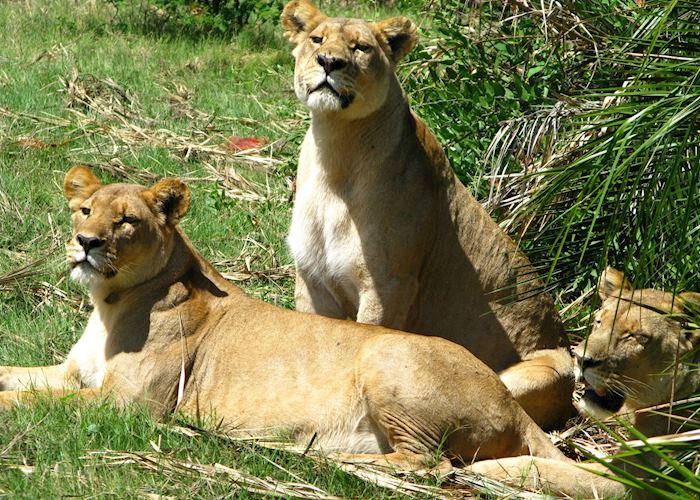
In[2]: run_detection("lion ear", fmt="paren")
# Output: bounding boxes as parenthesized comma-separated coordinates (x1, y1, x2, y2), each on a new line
(679, 292, 700, 314)
(679, 292, 700, 345)
(281, 0, 325, 44)
(373, 16, 417, 63)
(64, 165, 101, 211)
(149, 178, 190, 226)
(598, 267, 632, 299)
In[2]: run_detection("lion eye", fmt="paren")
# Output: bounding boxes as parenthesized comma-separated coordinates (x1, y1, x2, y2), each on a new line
(354, 44, 371, 53)
(119, 215, 139, 225)
(80, 207, 91, 216)
(310, 35, 323, 44)
(623, 331, 649, 344)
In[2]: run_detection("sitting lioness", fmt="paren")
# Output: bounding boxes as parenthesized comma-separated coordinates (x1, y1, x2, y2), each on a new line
(281, 0, 573, 429)
(0, 165, 568, 473)
(467, 268, 700, 497)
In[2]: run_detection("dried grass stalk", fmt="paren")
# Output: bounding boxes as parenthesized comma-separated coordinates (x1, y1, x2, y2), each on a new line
(82, 450, 339, 499)
(0, 259, 46, 291)
(60, 69, 282, 169)
(220, 265, 293, 283)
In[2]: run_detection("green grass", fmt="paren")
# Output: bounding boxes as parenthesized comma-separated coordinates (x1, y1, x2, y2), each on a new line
(3, 0, 696, 497)
(0, 1, 297, 298)
(0, 0, 431, 496)
(0, 398, 398, 498)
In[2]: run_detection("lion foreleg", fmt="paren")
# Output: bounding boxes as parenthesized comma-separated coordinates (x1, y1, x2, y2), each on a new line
(0, 387, 103, 411)
(499, 348, 576, 430)
(0, 363, 77, 392)
(356, 278, 418, 330)
(294, 271, 346, 319)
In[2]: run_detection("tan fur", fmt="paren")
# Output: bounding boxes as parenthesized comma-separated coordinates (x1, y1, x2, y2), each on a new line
(462, 269, 700, 498)
(282, 0, 573, 429)
(574, 267, 700, 435)
(0, 166, 567, 472)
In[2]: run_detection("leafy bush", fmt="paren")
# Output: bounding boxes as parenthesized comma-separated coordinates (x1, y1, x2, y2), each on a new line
(481, 0, 700, 295)
(110, 0, 285, 38)
(406, 0, 699, 296)
(404, 0, 571, 190)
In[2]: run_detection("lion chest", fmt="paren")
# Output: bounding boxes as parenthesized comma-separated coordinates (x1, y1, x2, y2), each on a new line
(66, 310, 108, 388)
(288, 180, 365, 296)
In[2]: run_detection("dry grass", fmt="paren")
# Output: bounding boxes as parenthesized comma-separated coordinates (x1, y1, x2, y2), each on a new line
(0, 259, 47, 292)
(2, 69, 284, 187)
(157, 423, 541, 499)
(158, 421, 633, 499)
(62, 69, 284, 167)
(81, 450, 340, 499)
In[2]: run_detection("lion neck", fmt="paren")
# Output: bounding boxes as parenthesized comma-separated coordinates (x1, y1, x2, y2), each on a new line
(84, 230, 184, 304)
(89, 227, 236, 326)
(307, 75, 410, 179)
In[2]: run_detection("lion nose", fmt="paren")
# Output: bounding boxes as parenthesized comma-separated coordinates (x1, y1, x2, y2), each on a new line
(76, 234, 104, 253)
(575, 354, 602, 372)
(317, 54, 347, 74)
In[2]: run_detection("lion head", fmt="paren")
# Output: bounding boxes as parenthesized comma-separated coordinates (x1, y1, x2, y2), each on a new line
(64, 165, 190, 292)
(574, 267, 700, 420)
(281, 0, 417, 119)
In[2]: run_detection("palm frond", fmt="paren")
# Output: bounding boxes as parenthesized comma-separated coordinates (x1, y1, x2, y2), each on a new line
(483, 0, 700, 294)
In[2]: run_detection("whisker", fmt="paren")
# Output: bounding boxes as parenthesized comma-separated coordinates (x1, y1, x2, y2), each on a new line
(609, 378, 642, 400)
(620, 374, 653, 392)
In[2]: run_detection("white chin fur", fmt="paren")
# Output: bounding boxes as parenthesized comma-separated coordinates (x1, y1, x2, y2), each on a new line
(70, 263, 102, 287)
(575, 396, 614, 420)
(306, 89, 344, 113)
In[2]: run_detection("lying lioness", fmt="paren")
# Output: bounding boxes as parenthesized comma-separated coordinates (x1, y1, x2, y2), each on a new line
(575, 267, 700, 436)
(282, 0, 573, 429)
(0, 166, 566, 472)
(469, 269, 700, 497)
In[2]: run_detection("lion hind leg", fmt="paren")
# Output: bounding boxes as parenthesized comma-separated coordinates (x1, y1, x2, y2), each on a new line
(499, 348, 576, 430)
(329, 450, 453, 477)
(467, 456, 625, 498)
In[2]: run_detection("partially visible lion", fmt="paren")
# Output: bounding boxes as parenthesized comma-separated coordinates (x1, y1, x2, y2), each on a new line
(467, 268, 700, 497)
(574, 267, 700, 435)
(0, 166, 571, 474)
(281, 0, 573, 429)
